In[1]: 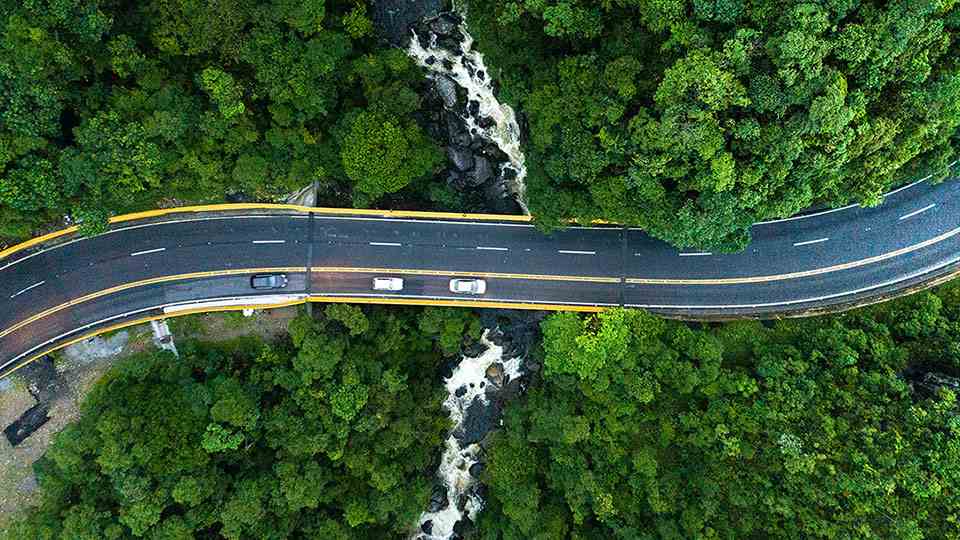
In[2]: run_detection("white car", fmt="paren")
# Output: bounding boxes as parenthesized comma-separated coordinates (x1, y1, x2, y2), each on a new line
(372, 277, 404, 291)
(449, 278, 486, 295)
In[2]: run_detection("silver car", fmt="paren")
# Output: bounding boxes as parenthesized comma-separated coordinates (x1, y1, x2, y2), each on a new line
(372, 277, 404, 291)
(449, 278, 486, 295)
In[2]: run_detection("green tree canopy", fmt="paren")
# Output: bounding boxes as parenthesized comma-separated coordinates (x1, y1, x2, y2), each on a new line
(467, 0, 960, 249)
(479, 286, 960, 538)
(1, 305, 477, 539)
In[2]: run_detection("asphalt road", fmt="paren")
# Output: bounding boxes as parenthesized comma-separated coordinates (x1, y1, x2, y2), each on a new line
(2, 174, 959, 377)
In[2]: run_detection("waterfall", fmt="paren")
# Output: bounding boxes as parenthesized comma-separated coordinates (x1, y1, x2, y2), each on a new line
(415, 330, 523, 539)
(407, 13, 529, 213)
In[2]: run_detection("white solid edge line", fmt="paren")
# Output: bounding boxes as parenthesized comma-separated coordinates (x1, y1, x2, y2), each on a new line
(898, 203, 937, 221)
(793, 237, 830, 247)
(9, 281, 45, 299)
(1, 294, 309, 370)
(252, 240, 286, 244)
(314, 292, 618, 307)
(678, 252, 712, 257)
(369, 242, 402, 247)
(0, 215, 306, 272)
(627, 253, 960, 310)
(558, 250, 596, 255)
(476, 246, 508, 251)
(754, 159, 958, 226)
(130, 247, 166, 257)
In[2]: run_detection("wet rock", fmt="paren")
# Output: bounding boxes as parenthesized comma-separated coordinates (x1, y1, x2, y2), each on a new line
(477, 70, 485, 81)
(467, 100, 480, 117)
(438, 35, 461, 52)
(448, 146, 475, 171)
(455, 385, 467, 398)
(500, 376, 524, 402)
(429, 484, 449, 512)
(483, 143, 508, 162)
(456, 396, 501, 445)
(435, 76, 458, 108)
(468, 157, 493, 185)
(372, 0, 442, 45)
(451, 130, 472, 147)
(469, 462, 485, 478)
(477, 116, 496, 129)
(469, 139, 485, 151)
(463, 338, 488, 358)
(425, 55, 436, 65)
(485, 362, 504, 387)
(430, 13, 459, 36)
(442, 59, 454, 70)
(421, 520, 434, 534)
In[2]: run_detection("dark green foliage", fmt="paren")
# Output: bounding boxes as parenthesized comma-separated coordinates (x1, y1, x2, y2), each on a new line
(0, 0, 442, 242)
(468, 0, 960, 249)
(0, 306, 476, 539)
(479, 286, 960, 538)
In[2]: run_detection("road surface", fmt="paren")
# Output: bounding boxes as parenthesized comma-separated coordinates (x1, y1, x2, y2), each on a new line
(2, 175, 959, 378)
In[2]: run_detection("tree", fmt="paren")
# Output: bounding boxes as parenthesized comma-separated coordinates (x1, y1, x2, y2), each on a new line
(339, 110, 442, 203)
(479, 287, 960, 538)
(1, 305, 482, 539)
(467, 0, 960, 249)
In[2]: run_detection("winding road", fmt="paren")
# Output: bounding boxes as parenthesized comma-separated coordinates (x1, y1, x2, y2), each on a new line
(1, 174, 959, 378)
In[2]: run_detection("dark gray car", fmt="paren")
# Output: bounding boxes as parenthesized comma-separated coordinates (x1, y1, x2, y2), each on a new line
(250, 273, 288, 290)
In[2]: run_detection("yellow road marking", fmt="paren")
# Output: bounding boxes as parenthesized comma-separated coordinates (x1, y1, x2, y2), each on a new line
(0, 300, 308, 379)
(311, 266, 621, 283)
(308, 296, 604, 311)
(627, 224, 960, 285)
(0, 267, 306, 339)
(0, 204, 534, 261)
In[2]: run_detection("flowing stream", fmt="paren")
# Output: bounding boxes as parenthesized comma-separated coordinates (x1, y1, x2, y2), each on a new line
(407, 13, 529, 212)
(415, 330, 523, 539)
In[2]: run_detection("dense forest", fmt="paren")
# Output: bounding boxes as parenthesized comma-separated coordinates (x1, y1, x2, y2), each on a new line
(479, 288, 960, 538)
(1, 305, 481, 539)
(0, 0, 445, 240)
(467, 0, 960, 248)
(5, 289, 960, 538)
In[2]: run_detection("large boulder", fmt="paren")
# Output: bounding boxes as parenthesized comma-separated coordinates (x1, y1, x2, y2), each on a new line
(435, 76, 458, 109)
(447, 146, 475, 172)
(430, 13, 460, 36)
(371, 0, 443, 45)
(468, 156, 493, 185)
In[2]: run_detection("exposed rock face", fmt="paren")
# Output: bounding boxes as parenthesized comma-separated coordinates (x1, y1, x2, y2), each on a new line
(408, 12, 528, 215)
(447, 146, 475, 172)
(372, 0, 443, 45)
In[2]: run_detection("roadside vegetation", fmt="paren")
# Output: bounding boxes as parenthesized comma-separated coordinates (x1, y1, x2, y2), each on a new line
(479, 283, 960, 538)
(0, 0, 443, 241)
(466, 0, 960, 249)
(1, 306, 481, 539)
(5, 286, 960, 538)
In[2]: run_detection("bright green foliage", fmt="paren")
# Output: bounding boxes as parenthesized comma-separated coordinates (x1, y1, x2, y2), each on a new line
(480, 285, 960, 538)
(0, 305, 478, 539)
(418, 307, 484, 356)
(468, 0, 960, 249)
(0, 0, 442, 244)
(339, 110, 442, 202)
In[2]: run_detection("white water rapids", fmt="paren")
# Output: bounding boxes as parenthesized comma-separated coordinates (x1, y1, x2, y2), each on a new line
(407, 14, 529, 212)
(415, 330, 523, 539)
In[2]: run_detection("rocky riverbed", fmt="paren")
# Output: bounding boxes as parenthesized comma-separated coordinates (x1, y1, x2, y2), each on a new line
(414, 311, 545, 539)
(408, 12, 528, 214)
